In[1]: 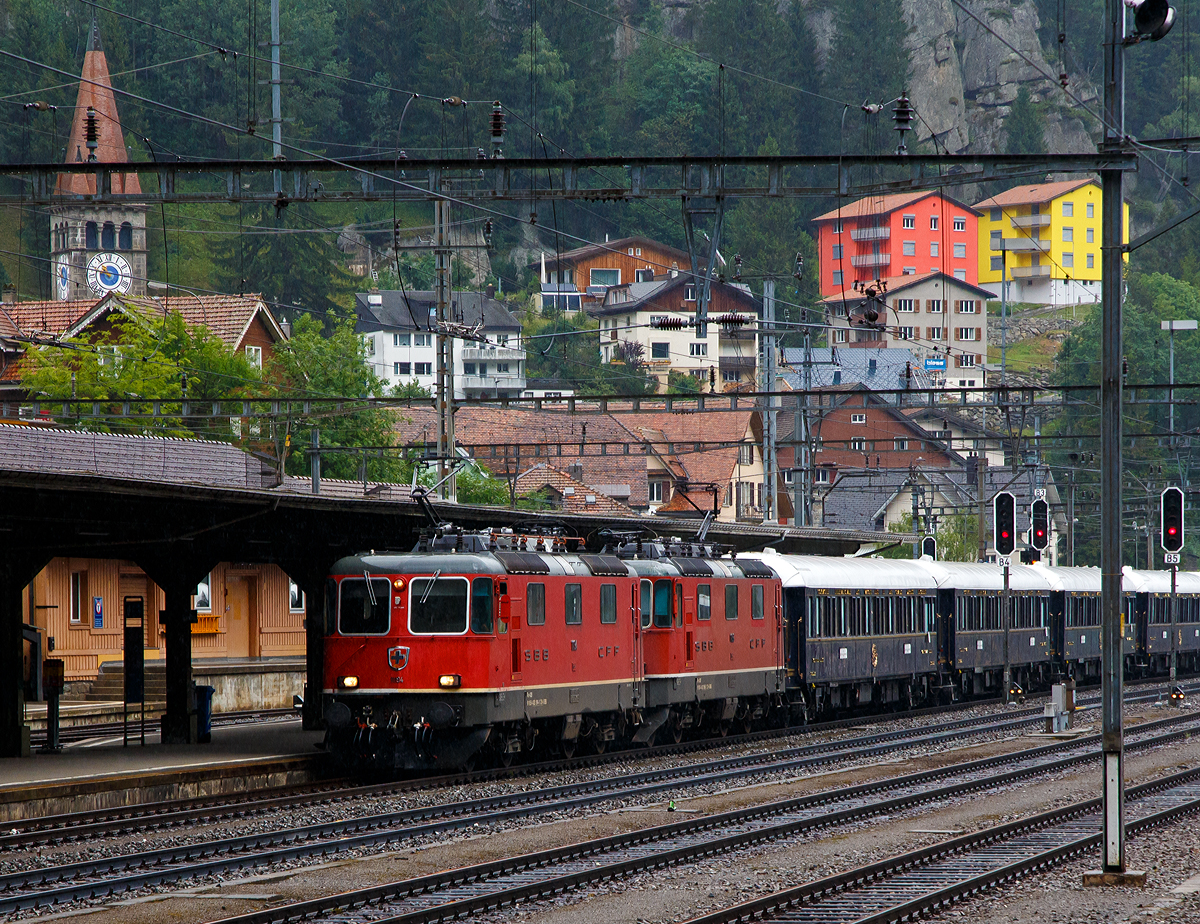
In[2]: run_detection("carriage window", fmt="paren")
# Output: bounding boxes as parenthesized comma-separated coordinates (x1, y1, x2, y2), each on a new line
(654, 579, 673, 628)
(641, 580, 652, 629)
(565, 583, 583, 625)
(600, 584, 617, 624)
(752, 584, 764, 619)
(725, 584, 739, 620)
(409, 577, 468, 634)
(697, 584, 711, 621)
(471, 577, 494, 634)
(339, 577, 392, 634)
(527, 582, 546, 626)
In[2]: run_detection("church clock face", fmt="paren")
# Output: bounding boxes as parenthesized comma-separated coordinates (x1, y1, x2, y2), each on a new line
(54, 259, 70, 300)
(86, 252, 132, 296)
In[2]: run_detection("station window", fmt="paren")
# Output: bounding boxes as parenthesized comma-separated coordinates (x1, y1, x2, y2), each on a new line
(195, 573, 212, 613)
(654, 579, 673, 628)
(564, 583, 582, 625)
(471, 577, 494, 634)
(70, 571, 85, 624)
(600, 584, 617, 624)
(288, 579, 305, 612)
(340, 576, 394, 635)
(751, 585, 764, 620)
(526, 582, 546, 626)
(725, 584, 739, 620)
(697, 584, 711, 621)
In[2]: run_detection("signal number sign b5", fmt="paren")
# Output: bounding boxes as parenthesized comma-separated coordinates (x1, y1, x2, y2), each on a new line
(1161, 486, 1185, 553)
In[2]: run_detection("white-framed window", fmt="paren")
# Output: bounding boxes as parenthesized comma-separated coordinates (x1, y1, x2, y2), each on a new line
(1087, 203, 1095, 218)
(815, 468, 832, 484)
(70, 571, 84, 624)
(195, 573, 212, 613)
(627, 247, 635, 255)
(956, 300, 977, 314)
(245, 345, 263, 369)
(928, 326, 944, 340)
(498, 334, 510, 346)
(834, 328, 848, 343)
(591, 268, 620, 288)
(832, 270, 844, 286)
(361, 335, 375, 356)
(953, 216, 967, 232)
(953, 269, 966, 280)
(850, 437, 867, 451)
(690, 369, 705, 379)
(927, 299, 942, 313)
(690, 343, 708, 357)
(1063, 201, 1074, 217)
(414, 333, 432, 347)
(902, 240, 916, 256)
(931, 241, 940, 257)
(738, 444, 754, 465)
(832, 243, 843, 260)
(289, 579, 305, 612)
(415, 362, 432, 375)
(393, 332, 410, 346)
(898, 326, 915, 340)
(1063, 227, 1074, 242)
(953, 242, 967, 258)
(957, 327, 978, 341)
(851, 413, 867, 424)
(648, 479, 666, 503)
(635, 268, 654, 282)
(1086, 228, 1094, 243)
(903, 267, 916, 275)
(636, 247, 642, 256)
(902, 214, 916, 229)
(895, 298, 915, 313)
(1087, 254, 1095, 268)
(958, 353, 977, 368)
(722, 370, 740, 383)
(833, 219, 843, 233)
(396, 362, 411, 375)
(930, 215, 939, 230)
(684, 285, 697, 301)
(894, 438, 909, 451)
(1063, 252, 1075, 267)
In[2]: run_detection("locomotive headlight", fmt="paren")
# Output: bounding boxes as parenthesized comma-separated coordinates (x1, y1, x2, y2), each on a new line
(438, 674, 461, 689)
(338, 676, 359, 689)
(393, 578, 406, 591)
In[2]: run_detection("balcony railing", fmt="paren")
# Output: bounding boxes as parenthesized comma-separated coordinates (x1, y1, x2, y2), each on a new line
(850, 226, 890, 242)
(993, 237, 1049, 253)
(1010, 214, 1051, 229)
(461, 345, 525, 362)
(1010, 264, 1052, 279)
(850, 253, 891, 268)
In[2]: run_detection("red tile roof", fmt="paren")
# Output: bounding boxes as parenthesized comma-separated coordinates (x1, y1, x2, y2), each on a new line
(812, 191, 980, 224)
(1, 299, 100, 337)
(514, 463, 632, 515)
(818, 271, 995, 303)
(64, 294, 286, 350)
(973, 179, 1097, 210)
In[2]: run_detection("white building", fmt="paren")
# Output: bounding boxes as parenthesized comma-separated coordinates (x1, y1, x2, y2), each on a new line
(354, 288, 526, 399)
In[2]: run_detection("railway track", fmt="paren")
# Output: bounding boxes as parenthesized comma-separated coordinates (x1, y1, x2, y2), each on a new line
(26, 707, 300, 747)
(4, 704, 1198, 916)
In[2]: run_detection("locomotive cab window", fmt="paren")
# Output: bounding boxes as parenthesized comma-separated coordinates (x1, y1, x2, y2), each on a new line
(339, 577, 392, 635)
(471, 578, 494, 634)
(725, 584, 739, 620)
(325, 578, 338, 634)
(653, 579, 673, 628)
(751, 584, 764, 620)
(409, 577, 469, 634)
(527, 583, 546, 626)
(600, 584, 617, 624)
(565, 584, 583, 625)
(640, 580, 652, 628)
(697, 585, 711, 621)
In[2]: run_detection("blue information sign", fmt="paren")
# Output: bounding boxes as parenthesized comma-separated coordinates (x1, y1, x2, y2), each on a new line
(93, 596, 103, 629)
(924, 356, 947, 371)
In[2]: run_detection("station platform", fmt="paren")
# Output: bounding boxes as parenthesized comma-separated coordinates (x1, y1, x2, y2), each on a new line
(0, 714, 329, 823)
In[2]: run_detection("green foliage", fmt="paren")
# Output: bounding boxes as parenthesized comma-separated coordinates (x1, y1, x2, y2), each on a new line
(1004, 87, 1045, 155)
(825, 0, 910, 115)
(878, 510, 980, 562)
(667, 368, 704, 394)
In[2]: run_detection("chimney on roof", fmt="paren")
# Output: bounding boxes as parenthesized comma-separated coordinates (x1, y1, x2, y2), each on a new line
(486, 283, 495, 299)
(1, 284, 15, 305)
(567, 462, 584, 482)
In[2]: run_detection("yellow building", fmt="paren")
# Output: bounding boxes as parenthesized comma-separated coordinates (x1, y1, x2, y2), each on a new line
(974, 180, 1128, 306)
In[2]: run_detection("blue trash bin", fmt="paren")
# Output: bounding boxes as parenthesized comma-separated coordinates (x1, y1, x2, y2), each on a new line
(195, 685, 215, 743)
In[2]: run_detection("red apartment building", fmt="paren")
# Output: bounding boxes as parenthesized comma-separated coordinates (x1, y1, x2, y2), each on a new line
(812, 193, 981, 298)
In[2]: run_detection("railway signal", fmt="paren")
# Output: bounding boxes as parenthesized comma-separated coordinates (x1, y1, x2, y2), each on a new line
(1161, 486, 1185, 552)
(921, 536, 937, 558)
(994, 491, 1016, 556)
(1031, 499, 1049, 550)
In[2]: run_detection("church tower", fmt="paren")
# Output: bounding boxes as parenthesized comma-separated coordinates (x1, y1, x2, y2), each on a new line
(49, 17, 147, 301)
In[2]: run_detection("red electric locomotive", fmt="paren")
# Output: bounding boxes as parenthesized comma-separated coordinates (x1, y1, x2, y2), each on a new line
(321, 522, 783, 772)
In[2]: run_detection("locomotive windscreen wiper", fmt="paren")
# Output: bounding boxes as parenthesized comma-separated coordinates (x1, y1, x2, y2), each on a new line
(420, 570, 442, 605)
(364, 571, 377, 606)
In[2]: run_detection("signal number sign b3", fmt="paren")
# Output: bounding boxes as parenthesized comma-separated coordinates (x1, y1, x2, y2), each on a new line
(1161, 486, 1185, 553)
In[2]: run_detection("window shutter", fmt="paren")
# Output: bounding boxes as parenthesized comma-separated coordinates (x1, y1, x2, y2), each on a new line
(976, 353, 982, 364)
(976, 327, 982, 341)
(914, 300, 921, 313)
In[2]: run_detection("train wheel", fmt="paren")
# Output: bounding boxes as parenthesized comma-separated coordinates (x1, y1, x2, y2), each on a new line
(591, 735, 607, 755)
(669, 712, 684, 744)
(561, 738, 577, 759)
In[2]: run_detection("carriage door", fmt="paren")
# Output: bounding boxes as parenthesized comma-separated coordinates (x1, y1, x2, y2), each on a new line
(680, 581, 694, 669)
(631, 582, 644, 706)
(937, 588, 956, 674)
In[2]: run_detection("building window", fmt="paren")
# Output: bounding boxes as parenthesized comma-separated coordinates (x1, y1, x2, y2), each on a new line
(991, 256, 1003, 272)
(396, 362, 411, 375)
(834, 328, 848, 343)
(1063, 252, 1074, 267)
(627, 247, 635, 255)
(245, 345, 262, 369)
(1086, 228, 1094, 243)
(832, 270, 844, 286)
(928, 326, 943, 340)
(1063, 201, 1074, 217)
(690, 343, 707, 357)
(497, 363, 510, 373)
(1087, 254, 1095, 268)
(927, 299, 942, 313)
(70, 572, 85, 623)
(1087, 202, 1095, 218)
(898, 325, 915, 340)
(590, 268, 620, 288)
(393, 333, 410, 346)
(957, 327, 978, 341)
(289, 579, 305, 612)
(903, 267, 916, 275)
(953, 242, 967, 258)
(930, 215, 939, 230)
(833, 219, 843, 233)
(958, 354, 977, 368)
(956, 300, 977, 314)
(722, 370, 740, 383)
(902, 214, 916, 229)
(832, 244, 843, 260)
(648, 480, 666, 503)
(195, 574, 212, 613)
(953, 216, 967, 232)
(478, 363, 487, 376)
(738, 444, 754, 465)
(1063, 227, 1074, 242)
(902, 240, 916, 256)
(815, 468, 831, 484)
(990, 229, 1004, 249)
(636, 247, 642, 256)
(634, 268, 654, 282)
(85, 221, 98, 249)
(415, 362, 432, 375)
(118, 222, 132, 250)
(414, 333, 432, 347)
(931, 241, 939, 257)
(651, 342, 669, 359)
(990, 207, 1002, 221)
(851, 413, 867, 424)
(895, 298, 915, 313)
(101, 222, 115, 249)
(850, 437, 866, 451)
(895, 438, 909, 451)
(361, 335, 375, 356)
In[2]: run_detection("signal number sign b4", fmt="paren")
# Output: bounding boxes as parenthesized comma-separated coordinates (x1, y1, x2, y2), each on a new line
(1161, 486, 1186, 553)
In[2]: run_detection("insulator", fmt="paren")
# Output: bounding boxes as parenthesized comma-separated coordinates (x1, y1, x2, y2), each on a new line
(793, 252, 804, 282)
(651, 317, 688, 330)
(713, 313, 750, 327)
(490, 102, 505, 158)
(85, 107, 99, 161)
(733, 253, 742, 282)
(893, 92, 914, 153)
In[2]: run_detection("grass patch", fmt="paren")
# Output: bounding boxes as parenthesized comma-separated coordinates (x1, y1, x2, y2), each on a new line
(988, 334, 1064, 373)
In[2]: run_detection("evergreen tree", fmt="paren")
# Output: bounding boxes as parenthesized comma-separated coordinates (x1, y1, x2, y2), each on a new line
(825, 0, 911, 117)
(1005, 87, 1045, 155)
